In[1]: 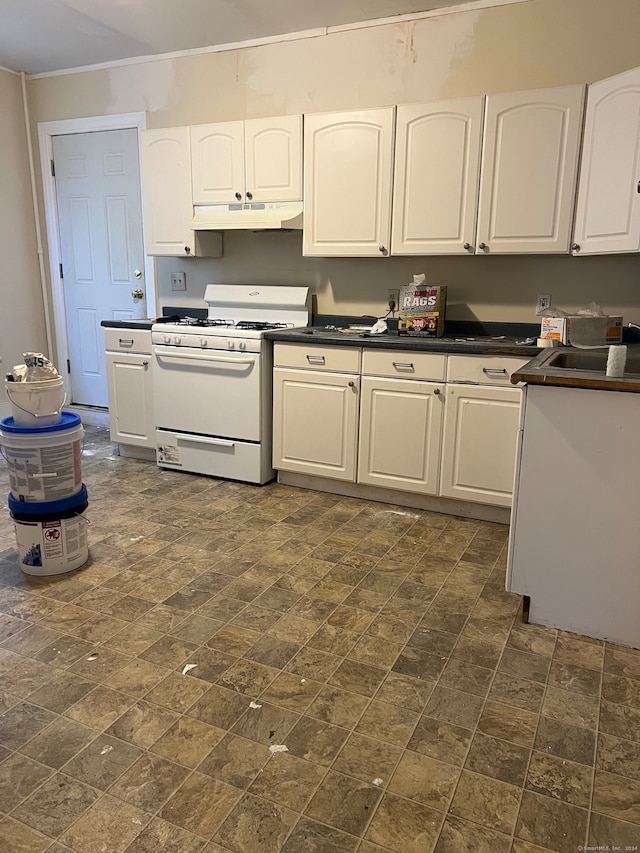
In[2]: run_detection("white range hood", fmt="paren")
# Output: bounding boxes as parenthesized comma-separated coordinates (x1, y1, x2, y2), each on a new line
(192, 201, 303, 231)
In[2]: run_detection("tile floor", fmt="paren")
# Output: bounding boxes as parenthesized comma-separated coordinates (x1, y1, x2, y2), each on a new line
(0, 425, 639, 853)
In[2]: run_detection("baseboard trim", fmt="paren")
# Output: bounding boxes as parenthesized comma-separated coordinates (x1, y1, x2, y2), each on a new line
(66, 406, 110, 427)
(277, 472, 511, 524)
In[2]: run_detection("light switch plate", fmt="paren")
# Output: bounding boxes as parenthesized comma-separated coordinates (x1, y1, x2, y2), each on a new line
(171, 272, 186, 291)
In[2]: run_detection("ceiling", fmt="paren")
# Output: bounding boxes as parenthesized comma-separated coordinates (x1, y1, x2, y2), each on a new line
(0, 0, 491, 75)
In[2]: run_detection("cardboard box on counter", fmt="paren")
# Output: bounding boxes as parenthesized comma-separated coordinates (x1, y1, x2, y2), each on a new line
(540, 315, 623, 346)
(398, 284, 447, 337)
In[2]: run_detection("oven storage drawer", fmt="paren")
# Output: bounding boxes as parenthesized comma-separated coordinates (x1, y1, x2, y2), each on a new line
(156, 429, 271, 484)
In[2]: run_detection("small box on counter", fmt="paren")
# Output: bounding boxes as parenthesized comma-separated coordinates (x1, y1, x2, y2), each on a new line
(398, 284, 447, 337)
(540, 315, 623, 346)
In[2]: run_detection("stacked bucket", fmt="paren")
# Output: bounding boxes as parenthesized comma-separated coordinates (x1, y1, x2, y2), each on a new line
(1, 358, 89, 576)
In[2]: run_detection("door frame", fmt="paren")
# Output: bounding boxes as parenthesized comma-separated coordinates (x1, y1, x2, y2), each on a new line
(37, 112, 155, 407)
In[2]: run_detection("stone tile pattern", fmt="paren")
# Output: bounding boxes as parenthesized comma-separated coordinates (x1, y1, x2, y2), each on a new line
(0, 425, 638, 852)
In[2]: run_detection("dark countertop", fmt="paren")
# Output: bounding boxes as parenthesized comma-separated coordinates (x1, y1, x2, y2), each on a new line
(265, 317, 542, 356)
(512, 344, 640, 393)
(101, 318, 155, 330)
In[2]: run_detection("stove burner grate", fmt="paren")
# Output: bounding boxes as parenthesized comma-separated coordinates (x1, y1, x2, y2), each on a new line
(235, 321, 292, 331)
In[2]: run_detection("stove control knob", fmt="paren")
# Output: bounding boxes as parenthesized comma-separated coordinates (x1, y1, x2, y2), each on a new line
(228, 340, 235, 349)
(174, 335, 181, 345)
(164, 334, 171, 344)
(238, 341, 246, 350)
(201, 337, 207, 347)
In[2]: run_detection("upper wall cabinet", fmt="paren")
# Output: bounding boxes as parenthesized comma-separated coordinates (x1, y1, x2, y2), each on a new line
(303, 108, 395, 257)
(191, 115, 303, 205)
(572, 67, 640, 255)
(140, 127, 222, 257)
(391, 98, 484, 255)
(476, 86, 585, 254)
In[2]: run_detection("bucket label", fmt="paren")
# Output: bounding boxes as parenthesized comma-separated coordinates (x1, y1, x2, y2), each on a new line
(4, 439, 82, 502)
(43, 520, 64, 558)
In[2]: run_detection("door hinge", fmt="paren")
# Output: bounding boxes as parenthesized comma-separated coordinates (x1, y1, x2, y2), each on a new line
(51, 159, 55, 177)
(59, 263, 63, 279)
(66, 359, 71, 374)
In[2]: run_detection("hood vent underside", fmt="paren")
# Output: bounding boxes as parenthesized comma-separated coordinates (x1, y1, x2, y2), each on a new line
(192, 201, 303, 231)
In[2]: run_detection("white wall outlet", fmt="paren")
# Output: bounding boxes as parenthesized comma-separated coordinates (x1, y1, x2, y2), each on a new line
(387, 289, 399, 314)
(536, 293, 551, 315)
(171, 272, 186, 291)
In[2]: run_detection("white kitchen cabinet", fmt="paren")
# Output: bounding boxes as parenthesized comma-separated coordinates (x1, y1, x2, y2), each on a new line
(140, 127, 222, 257)
(476, 86, 585, 254)
(191, 115, 303, 205)
(105, 328, 155, 457)
(439, 355, 527, 507)
(272, 345, 361, 480)
(303, 108, 395, 257)
(391, 98, 485, 255)
(572, 66, 640, 255)
(358, 351, 445, 494)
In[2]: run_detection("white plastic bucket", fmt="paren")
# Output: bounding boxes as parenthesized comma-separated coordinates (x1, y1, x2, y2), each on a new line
(0, 413, 84, 502)
(5, 376, 66, 427)
(9, 486, 89, 576)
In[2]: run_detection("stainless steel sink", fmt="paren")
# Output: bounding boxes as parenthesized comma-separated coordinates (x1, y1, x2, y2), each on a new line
(540, 348, 640, 374)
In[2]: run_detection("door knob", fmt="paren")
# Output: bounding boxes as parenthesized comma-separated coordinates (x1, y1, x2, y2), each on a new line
(131, 289, 144, 299)
(134, 269, 143, 279)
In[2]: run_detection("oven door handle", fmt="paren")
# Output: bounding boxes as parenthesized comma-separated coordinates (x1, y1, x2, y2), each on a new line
(174, 433, 235, 448)
(154, 347, 256, 365)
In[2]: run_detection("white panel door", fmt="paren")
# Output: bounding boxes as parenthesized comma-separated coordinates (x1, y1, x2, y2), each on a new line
(476, 86, 584, 254)
(273, 368, 359, 480)
(440, 384, 522, 507)
(392, 98, 484, 255)
(53, 129, 145, 407)
(358, 376, 444, 494)
(573, 66, 640, 255)
(303, 108, 395, 256)
(140, 127, 194, 256)
(191, 122, 245, 204)
(245, 115, 303, 202)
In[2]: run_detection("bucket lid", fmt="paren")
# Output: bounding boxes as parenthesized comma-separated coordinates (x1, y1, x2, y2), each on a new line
(8, 484, 88, 515)
(0, 411, 81, 434)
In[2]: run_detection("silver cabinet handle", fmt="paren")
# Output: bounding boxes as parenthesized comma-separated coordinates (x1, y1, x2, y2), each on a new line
(463, 242, 473, 252)
(246, 191, 253, 200)
(348, 381, 356, 388)
(434, 388, 441, 395)
(572, 243, 581, 252)
(306, 355, 325, 364)
(378, 245, 388, 255)
(235, 192, 242, 200)
(119, 338, 134, 347)
(482, 367, 508, 375)
(184, 246, 191, 255)
(392, 362, 414, 370)
(478, 242, 488, 251)
(142, 360, 149, 367)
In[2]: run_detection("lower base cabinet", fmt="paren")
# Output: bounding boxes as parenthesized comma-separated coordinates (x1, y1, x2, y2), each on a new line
(105, 329, 155, 453)
(272, 343, 527, 508)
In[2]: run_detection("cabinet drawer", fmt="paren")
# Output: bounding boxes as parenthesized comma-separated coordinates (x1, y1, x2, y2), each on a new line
(446, 355, 530, 385)
(273, 343, 361, 373)
(362, 349, 446, 381)
(104, 328, 152, 354)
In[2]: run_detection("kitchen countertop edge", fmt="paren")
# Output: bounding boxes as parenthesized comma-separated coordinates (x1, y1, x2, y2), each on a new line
(101, 319, 155, 330)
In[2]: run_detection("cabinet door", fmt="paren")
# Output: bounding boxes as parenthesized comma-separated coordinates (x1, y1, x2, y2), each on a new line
(106, 352, 154, 448)
(358, 376, 444, 494)
(392, 98, 484, 255)
(440, 384, 522, 507)
(573, 67, 640, 255)
(191, 122, 245, 204)
(273, 368, 359, 480)
(476, 86, 584, 254)
(303, 108, 395, 257)
(245, 116, 303, 203)
(140, 127, 194, 256)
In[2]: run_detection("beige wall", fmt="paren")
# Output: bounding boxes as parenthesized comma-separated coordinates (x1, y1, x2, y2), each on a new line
(24, 0, 640, 325)
(0, 69, 47, 407)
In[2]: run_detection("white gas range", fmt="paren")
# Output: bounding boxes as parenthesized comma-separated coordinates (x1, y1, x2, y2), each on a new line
(151, 284, 309, 484)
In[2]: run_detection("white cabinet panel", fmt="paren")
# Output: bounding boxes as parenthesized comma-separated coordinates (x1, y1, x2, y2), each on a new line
(358, 376, 444, 494)
(273, 368, 359, 480)
(476, 86, 584, 254)
(392, 98, 484, 255)
(573, 66, 640, 255)
(191, 116, 302, 205)
(105, 330, 154, 450)
(191, 122, 245, 204)
(440, 384, 522, 506)
(303, 108, 395, 256)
